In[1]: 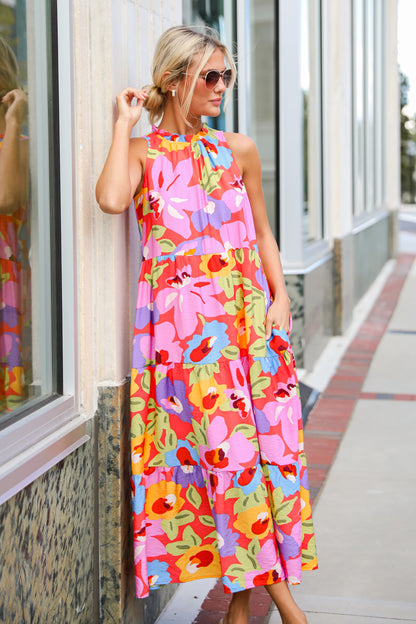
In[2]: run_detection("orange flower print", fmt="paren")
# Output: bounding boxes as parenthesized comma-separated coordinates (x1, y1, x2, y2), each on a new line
(234, 503, 272, 540)
(199, 249, 236, 278)
(234, 308, 252, 350)
(189, 377, 227, 415)
(131, 431, 153, 475)
(176, 544, 221, 582)
(145, 482, 184, 520)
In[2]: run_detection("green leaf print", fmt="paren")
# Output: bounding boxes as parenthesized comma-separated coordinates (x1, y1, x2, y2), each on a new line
(218, 274, 235, 298)
(158, 238, 177, 253)
(192, 420, 208, 446)
(150, 455, 166, 466)
(199, 514, 216, 527)
(232, 423, 257, 437)
(147, 147, 161, 160)
(235, 546, 260, 571)
(175, 510, 196, 527)
(231, 269, 243, 285)
(150, 225, 167, 240)
(227, 564, 247, 585)
(235, 249, 245, 264)
(150, 262, 169, 287)
(161, 519, 179, 540)
(248, 537, 261, 557)
(165, 429, 178, 450)
(274, 496, 296, 525)
(182, 524, 201, 546)
(165, 541, 191, 556)
(249, 338, 267, 356)
(221, 345, 240, 360)
(130, 413, 145, 437)
(141, 370, 151, 393)
(201, 165, 223, 195)
(186, 485, 202, 510)
(283, 351, 292, 366)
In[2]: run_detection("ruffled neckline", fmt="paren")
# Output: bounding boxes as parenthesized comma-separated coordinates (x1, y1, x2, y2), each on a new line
(152, 123, 209, 143)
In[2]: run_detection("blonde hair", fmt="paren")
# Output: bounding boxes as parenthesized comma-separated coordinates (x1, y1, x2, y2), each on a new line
(144, 25, 236, 125)
(0, 37, 19, 100)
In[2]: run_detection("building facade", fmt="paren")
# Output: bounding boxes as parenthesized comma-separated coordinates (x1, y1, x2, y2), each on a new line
(0, 1, 399, 622)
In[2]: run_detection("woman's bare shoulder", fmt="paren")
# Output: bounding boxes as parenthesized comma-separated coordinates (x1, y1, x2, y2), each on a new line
(129, 136, 148, 164)
(224, 131, 257, 155)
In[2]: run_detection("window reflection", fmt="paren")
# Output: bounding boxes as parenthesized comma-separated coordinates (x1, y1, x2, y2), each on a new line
(0, 29, 31, 414)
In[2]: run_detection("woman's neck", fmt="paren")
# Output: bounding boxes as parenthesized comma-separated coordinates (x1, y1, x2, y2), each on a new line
(158, 102, 202, 136)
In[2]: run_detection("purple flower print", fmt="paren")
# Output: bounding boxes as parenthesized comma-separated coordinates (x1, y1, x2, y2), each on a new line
(155, 376, 193, 422)
(173, 465, 205, 489)
(191, 198, 231, 232)
(214, 513, 239, 557)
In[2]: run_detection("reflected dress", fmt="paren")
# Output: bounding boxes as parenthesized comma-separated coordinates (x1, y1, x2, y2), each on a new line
(130, 124, 317, 598)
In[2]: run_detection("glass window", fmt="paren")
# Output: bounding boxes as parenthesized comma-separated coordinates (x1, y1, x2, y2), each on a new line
(301, 0, 324, 243)
(352, 0, 383, 216)
(0, 0, 59, 424)
(249, 0, 277, 237)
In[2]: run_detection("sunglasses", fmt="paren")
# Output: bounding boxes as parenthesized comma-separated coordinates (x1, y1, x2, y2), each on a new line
(187, 68, 233, 89)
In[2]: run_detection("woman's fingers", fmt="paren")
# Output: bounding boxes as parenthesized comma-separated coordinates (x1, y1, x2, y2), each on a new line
(115, 87, 148, 124)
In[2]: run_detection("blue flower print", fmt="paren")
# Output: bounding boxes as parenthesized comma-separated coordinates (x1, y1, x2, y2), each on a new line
(200, 133, 234, 170)
(148, 559, 172, 588)
(184, 320, 230, 365)
(165, 440, 200, 467)
(132, 474, 145, 514)
(232, 466, 263, 495)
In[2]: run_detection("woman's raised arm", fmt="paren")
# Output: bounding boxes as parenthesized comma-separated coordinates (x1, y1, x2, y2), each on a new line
(95, 87, 148, 214)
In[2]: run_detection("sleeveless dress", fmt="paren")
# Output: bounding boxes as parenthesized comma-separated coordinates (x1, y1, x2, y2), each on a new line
(131, 124, 317, 599)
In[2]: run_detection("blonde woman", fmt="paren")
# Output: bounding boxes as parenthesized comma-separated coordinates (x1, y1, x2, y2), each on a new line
(97, 25, 317, 624)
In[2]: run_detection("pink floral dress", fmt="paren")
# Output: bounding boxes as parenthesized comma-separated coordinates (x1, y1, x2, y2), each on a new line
(131, 124, 317, 598)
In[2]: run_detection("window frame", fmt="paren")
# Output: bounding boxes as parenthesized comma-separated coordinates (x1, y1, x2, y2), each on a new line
(0, 0, 87, 506)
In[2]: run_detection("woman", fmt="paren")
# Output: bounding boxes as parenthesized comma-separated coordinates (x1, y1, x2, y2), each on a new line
(96, 25, 317, 624)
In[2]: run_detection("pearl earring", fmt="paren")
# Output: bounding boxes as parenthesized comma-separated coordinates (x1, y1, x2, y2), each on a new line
(172, 89, 176, 97)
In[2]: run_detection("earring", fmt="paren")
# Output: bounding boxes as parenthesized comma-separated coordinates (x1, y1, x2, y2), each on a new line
(172, 89, 176, 97)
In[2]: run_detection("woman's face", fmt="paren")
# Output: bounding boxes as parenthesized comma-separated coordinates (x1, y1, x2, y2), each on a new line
(179, 47, 228, 119)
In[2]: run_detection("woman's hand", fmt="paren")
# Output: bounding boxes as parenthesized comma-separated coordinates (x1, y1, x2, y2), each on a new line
(265, 296, 291, 339)
(2, 89, 28, 128)
(115, 87, 147, 128)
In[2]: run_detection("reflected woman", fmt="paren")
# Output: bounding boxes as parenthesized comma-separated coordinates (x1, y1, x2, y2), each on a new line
(0, 36, 30, 412)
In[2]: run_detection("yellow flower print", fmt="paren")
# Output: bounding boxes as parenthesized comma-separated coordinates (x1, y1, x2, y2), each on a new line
(176, 544, 221, 582)
(234, 309, 253, 350)
(234, 503, 272, 540)
(131, 431, 152, 475)
(189, 377, 228, 415)
(145, 481, 184, 520)
(199, 249, 236, 278)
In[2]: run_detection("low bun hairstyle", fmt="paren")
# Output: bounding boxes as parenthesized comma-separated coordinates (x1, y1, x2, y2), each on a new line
(143, 25, 236, 126)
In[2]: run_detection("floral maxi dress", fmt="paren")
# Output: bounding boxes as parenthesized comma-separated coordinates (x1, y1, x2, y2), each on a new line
(131, 125, 317, 599)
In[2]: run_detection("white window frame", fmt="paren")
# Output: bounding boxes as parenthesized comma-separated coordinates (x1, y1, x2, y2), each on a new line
(0, 0, 88, 506)
(279, 0, 330, 273)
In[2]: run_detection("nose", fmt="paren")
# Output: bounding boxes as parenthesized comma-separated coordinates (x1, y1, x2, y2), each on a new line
(214, 77, 227, 93)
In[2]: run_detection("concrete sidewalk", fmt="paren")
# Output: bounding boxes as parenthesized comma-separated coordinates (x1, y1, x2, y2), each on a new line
(156, 213, 416, 624)
(269, 218, 416, 623)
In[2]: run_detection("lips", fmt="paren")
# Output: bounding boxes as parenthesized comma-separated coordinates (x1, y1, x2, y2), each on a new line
(211, 99, 222, 105)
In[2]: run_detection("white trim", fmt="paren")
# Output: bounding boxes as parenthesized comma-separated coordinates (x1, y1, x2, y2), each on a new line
(0, 415, 89, 505)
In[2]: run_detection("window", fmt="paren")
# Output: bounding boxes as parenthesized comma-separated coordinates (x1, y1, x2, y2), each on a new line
(352, 0, 384, 216)
(0, 1, 84, 505)
(301, 0, 324, 242)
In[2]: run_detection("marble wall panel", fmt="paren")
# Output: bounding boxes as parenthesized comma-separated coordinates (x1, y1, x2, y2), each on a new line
(0, 440, 94, 624)
(353, 215, 390, 303)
